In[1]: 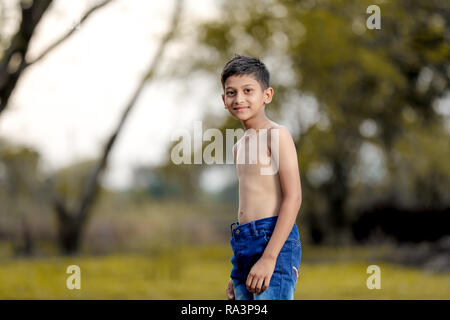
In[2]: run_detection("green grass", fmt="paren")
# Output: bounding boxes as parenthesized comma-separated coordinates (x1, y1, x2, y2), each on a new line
(0, 244, 449, 299)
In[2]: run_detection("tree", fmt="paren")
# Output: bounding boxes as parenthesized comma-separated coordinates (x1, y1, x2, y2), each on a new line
(1, 0, 185, 254)
(0, 138, 45, 255)
(50, 0, 184, 255)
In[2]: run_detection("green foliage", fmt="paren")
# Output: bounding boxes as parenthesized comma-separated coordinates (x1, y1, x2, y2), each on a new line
(0, 138, 42, 198)
(0, 139, 48, 229)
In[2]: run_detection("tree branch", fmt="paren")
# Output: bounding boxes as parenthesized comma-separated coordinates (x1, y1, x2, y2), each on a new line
(28, 0, 115, 66)
(0, 0, 52, 114)
(0, 0, 116, 116)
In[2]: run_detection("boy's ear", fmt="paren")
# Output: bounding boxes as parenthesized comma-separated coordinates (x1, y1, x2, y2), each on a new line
(222, 94, 226, 108)
(264, 87, 274, 104)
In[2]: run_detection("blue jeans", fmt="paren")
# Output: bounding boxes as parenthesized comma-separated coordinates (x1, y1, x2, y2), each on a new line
(230, 216, 302, 300)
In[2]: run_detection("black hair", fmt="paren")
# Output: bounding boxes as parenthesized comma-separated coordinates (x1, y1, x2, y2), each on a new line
(221, 54, 270, 91)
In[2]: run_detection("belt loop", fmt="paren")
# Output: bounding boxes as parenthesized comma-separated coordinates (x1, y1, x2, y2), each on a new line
(251, 221, 258, 237)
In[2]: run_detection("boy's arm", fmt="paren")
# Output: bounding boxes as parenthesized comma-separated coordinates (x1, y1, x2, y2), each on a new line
(261, 126, 302, 259)
(246, 126, 302, 294)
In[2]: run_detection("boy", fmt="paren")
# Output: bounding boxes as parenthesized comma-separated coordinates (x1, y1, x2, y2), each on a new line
(221, 54, 302, 300)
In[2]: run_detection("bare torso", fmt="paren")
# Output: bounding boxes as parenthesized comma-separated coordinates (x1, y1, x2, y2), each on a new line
(234, 125, 283, 224)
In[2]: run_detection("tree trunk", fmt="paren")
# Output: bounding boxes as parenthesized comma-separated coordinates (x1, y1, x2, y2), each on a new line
(54, 198, 82, 255)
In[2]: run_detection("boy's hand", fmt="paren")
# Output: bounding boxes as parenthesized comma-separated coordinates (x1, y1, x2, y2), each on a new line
(246, 256, 276, 294)
(226, 279, 235, 300)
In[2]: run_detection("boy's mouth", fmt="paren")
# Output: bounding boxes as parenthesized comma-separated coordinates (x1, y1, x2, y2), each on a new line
(233, 106, 250, 111)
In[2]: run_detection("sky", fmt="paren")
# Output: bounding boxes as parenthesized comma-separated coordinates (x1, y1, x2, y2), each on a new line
(0, 0, 229, 191)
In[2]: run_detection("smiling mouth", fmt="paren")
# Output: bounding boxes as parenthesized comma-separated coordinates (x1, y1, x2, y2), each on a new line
(233, 107, 250, 111)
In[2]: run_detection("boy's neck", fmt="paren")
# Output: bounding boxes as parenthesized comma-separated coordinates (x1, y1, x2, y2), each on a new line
(242, 112, 273, 132)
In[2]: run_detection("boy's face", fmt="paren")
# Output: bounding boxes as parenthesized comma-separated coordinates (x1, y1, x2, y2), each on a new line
(222, 74, 273, 121)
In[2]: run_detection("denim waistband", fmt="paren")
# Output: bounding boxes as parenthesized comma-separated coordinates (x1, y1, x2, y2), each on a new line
(230, 216, 280, 240)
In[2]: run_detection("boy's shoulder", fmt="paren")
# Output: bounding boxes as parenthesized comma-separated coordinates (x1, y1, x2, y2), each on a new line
(232, 124, 292, 157)
(271, 125, 293, 140)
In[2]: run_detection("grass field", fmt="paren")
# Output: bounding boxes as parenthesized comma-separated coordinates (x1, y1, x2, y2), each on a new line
(0, 244, 449, 299)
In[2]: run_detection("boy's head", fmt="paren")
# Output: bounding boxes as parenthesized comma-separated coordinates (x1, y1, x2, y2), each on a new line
(221, 54, 270, 91)
(221, 54, 274, 120)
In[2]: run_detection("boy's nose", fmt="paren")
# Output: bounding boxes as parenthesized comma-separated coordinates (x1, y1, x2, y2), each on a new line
(235, 92, 245, 104)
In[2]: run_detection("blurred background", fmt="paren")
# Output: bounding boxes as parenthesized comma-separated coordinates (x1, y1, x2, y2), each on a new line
(0, 0, 449, 299)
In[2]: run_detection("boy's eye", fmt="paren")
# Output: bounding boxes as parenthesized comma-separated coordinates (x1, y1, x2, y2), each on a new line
(245, 88, 252, 93)
(226, 91, 235, 95)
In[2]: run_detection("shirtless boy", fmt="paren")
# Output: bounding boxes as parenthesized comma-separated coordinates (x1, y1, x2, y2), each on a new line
(221, 54, 302, 300)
